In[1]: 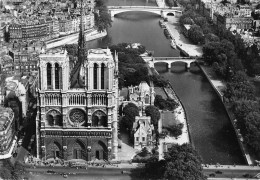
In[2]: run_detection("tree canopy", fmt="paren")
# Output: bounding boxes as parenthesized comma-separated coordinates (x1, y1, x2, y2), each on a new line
(120, 103, 139, 131)
(94, 0, 112, 32)
(145, 105, 160, 129)
(140, 144, 205, 180)
(109, 43, 150, 88)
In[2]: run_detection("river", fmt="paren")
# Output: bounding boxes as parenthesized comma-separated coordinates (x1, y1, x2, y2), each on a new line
(85, 6, 245, 165)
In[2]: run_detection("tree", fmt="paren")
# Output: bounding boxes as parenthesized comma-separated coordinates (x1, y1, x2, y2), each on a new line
(142, 144, 205, 180)
(154, 95, 178, 110)
(163, 144, 205, 180)
(224, 71, 256, 102)
(94, 0, 112, 32)
(109, 43, 150, 87)
(188, 25, 204, 44)
(244, 112, 260, 152)
(204, 33, 219, 44)
(121, 103, 139, 131)
(145, 105, 161, 129)
(194, 16, 207, 28)
(181, 17, 193, 25)
(233, 100, 259, 134)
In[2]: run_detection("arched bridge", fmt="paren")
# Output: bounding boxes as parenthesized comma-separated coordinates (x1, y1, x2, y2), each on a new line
(143, 56, 197, 70)
(108, 6, 183, 18)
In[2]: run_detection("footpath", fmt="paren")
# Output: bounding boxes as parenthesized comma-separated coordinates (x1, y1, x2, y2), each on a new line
(165, 17, 203, 57)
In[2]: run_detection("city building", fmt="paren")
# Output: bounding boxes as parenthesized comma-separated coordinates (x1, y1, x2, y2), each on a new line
(0, 40, 45, 75)
(36, 2, 119, 161)
(5, 75, 28, 130)
(133, 116, 154, 150)
(0, 106, 17, 159)
(215, 14, 253, 29)
(196, 0, 254, 30)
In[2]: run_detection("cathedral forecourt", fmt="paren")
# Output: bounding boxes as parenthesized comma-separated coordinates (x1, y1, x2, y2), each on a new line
(36, 46, 119, 162)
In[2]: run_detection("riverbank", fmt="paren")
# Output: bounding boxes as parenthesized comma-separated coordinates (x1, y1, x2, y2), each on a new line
(200, 65, 254, 166)
(165, 17, 203, 57)
(151, 67, 190, 159)
(46, 29, 107, 49)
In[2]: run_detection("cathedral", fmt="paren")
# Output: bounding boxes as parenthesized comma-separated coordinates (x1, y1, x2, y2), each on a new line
(35, 1, 118, 161)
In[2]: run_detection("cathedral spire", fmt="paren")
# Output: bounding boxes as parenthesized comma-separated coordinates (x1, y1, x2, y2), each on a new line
(70, 0, 85, 88)
(78, 0, 85, 54)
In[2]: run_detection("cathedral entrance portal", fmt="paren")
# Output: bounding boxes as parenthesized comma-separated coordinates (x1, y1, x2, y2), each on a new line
(49, 141, 62, 159)
(92, 141, 108, 160)
(72, 140, 87, 160)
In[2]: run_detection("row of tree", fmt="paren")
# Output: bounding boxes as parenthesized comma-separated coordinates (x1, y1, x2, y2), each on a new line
(94, 0, 112, 32)
(154, 95, 178, 111)
(224, 71, 260, 154)
(179, 7, 260, 77)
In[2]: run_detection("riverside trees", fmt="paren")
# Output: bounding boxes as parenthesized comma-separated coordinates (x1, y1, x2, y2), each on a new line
(179, 6, 260, 77)
(224, 71, 260, 156)
(94, 0, 112, 32)
(135, 144, 205, 180)
(109, 43, 149, 88)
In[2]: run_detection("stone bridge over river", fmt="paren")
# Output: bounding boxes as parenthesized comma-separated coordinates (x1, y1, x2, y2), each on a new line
(108, 6, 183, 18)
(142, 56, 197, 70)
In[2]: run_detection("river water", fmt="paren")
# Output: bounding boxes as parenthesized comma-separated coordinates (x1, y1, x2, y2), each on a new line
(86, 7, 245, 164)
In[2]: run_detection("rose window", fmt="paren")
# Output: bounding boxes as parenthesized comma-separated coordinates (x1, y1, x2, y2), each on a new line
(69, 109, 85, 123)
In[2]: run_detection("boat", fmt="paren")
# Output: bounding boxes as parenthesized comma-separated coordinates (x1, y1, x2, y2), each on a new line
(164, 29, 171, 39)
(159, 20, 166, 28)
(159, 19, 163, 26)
(171, 39, 176, 49)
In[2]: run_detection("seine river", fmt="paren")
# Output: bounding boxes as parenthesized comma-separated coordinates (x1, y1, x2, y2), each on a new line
(85, 5, 245, 165)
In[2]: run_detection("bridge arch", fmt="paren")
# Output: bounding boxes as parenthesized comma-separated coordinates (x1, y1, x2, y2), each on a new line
(108, 6, 183, 18)
(110, 9, 162, 17)
(166, 12, 175, 16)
(153, 59, 197, 71)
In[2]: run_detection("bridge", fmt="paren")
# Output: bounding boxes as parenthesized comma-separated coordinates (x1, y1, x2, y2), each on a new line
(107, 6, 183, 18)
(142, 56, 197, 71)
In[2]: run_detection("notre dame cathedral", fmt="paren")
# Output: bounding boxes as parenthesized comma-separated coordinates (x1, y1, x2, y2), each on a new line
(35, 1, 118, 162)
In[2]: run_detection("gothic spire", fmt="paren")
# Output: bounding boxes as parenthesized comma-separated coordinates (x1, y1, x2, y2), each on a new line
(78, 0, 85, 54)
(70, 0, 85, 88)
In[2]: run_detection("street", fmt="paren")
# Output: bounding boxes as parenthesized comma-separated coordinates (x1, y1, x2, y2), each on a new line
(203, 166, 260, 179)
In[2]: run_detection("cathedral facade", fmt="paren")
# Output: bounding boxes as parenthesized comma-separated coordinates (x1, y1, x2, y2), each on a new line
(36, 47, 119, 161)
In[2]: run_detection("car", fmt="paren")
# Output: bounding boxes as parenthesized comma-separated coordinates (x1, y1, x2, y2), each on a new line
(47, 170, 55, 174)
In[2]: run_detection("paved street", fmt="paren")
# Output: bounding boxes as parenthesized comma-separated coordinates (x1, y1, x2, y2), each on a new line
(203, 165, 260, 179)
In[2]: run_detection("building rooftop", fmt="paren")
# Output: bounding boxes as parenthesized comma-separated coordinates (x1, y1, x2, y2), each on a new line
(0, 106, 14, 131)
